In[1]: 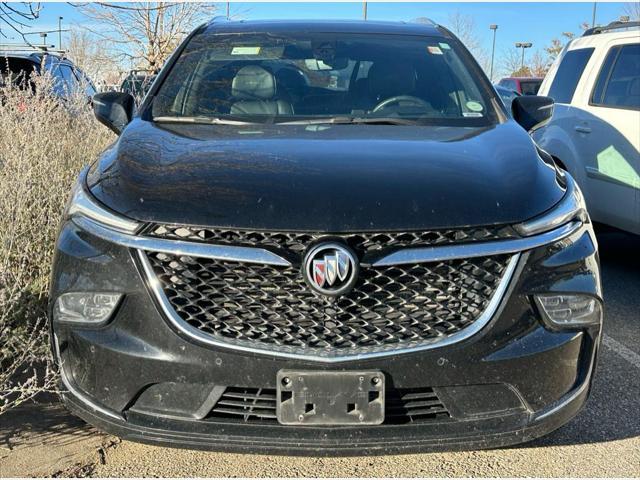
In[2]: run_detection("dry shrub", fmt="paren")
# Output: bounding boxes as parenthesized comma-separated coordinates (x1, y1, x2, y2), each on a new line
(0, 68, 114, 414)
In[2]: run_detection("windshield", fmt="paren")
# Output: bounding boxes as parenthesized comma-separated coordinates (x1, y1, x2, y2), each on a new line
(152, 31, 498, 125)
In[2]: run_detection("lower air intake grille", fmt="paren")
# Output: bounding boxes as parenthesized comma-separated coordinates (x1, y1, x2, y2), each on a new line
(206, 386, 449, 424)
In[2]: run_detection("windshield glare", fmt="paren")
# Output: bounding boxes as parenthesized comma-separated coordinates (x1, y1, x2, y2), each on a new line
(152, 32, 497, 125)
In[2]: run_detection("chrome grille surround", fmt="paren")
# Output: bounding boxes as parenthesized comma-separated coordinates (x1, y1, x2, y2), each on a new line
(143, 224, 520, 256)
(137, 224, 525, 361)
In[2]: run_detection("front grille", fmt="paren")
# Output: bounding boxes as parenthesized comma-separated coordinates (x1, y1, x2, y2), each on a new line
(145, 250, 511, 357)
(145, 224, 519, 257)
(207, 386, 449, 424)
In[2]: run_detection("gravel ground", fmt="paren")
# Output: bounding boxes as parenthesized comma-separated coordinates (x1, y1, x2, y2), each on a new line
(2, 232, 638, 477)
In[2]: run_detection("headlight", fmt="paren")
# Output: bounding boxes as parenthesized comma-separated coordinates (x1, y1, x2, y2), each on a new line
(54, 292, 123, 326)
(535, 294, 602, 329)
(515, 174, 587, 236)
(67, 170, 139, 234)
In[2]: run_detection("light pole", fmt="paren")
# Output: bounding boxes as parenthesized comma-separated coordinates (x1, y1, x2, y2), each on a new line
(592, 2, 597, 28)
(515, 42, 532, 70)
(58, 16, 63, 50)
(489, 24, 498, 82)
(363, 0, 367, 20)
(226, 2, 230, 19)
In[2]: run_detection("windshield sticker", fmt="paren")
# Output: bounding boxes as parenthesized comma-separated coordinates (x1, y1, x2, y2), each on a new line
(466, 101, 484, 112)
(439, 43, 451, 50)
(427, 46, 443, 55)
(463, 112, 484, 117)
(231, 46, 261, 55)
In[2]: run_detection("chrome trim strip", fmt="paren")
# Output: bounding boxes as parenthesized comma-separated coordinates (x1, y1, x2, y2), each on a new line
(138, 250, 521, 363)
(372, 221, 581, 267)
(73, 216, 292, 267)
(515, 174, 586, 236)
(54, 334, 124, 421)
(69, 168, 140, 235)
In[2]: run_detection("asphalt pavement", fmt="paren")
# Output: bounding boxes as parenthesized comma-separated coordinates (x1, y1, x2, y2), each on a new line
(1, 231, 638, 477)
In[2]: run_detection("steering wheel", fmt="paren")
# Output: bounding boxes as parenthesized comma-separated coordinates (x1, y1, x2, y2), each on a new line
(372, 95, 430, 113)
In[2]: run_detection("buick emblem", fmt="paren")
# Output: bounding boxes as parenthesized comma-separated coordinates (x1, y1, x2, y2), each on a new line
(303, 243, 358, 297)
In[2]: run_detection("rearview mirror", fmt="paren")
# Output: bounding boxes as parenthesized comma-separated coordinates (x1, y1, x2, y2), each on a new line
(92, 92, 135, 135)
(511, 95, 554, 132)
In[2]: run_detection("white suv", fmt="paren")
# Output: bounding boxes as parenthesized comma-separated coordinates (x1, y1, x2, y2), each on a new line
(534, 21, 639, 235)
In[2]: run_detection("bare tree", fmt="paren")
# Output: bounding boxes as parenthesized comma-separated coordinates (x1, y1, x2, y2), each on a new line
(0, 2, 41, 41)
(65, 28, 122, 84)
(529, 50, 549, 77)
(446, 12, 490, 72)
(544, 32, 575, 63)
(76, 2, 215, 71)
(500, 47, 525, 77)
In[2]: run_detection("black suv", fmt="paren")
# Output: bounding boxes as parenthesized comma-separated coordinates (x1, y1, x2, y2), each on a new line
(0, 50, 96, 100)
(51, 19, 602, 455)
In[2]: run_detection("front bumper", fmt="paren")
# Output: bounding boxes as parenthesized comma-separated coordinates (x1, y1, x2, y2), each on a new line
(50, 219, 602, 455)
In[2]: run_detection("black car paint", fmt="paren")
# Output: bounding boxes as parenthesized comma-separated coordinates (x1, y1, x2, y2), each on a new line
(51, 19, 602, 454)
(88, 120, 563, 231)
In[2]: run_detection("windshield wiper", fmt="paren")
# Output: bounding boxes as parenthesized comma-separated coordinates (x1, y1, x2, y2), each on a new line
(277, 116, 420, 126)
(153, 116, 256, 126)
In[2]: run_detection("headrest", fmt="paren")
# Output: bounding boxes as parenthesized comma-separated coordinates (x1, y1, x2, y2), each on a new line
(368, 62, 416, 99)
(628, 77, 640, 97)
(232, 65, 276, 100)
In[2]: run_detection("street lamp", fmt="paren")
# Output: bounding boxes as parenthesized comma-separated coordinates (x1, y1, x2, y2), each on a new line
(515, 42, 533, 70)
(58, 17, 63, 50)
(363, 0, 367, 20)
(489, 24, 498, 82)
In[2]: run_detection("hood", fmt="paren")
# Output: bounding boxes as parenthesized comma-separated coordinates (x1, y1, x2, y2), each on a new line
(88, 119, 564, 232)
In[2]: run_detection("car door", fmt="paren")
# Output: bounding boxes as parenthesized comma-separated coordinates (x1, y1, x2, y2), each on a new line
(573, 40, 640, 234)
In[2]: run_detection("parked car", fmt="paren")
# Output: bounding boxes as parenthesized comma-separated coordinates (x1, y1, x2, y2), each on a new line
(534, 21, 640, 235)
(494, 84, 521, 112)
(497, 76, 543, 95)
(51, 19, 602, 455)
(0, 48, 96, 101)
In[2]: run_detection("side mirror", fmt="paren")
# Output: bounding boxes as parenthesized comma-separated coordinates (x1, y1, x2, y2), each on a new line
(92, 91, 135, 135)
(512, 95, 554, 132)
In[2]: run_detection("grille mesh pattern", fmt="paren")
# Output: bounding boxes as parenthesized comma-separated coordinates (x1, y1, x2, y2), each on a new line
(207, 386, 449, 424)
(145, 224, 518, 256)
(146, 251, 511, 356)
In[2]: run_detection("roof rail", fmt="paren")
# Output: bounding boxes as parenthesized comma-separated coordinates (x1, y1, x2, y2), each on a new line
(583, 20, 640, 36)
(207, 15, 232, 25)
(0, 43, 64, 54)
(409, 17, 438, 27)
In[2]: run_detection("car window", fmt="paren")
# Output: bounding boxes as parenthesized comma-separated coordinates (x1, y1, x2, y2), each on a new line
(591, 44, 639, 110)
(519, 80, 541, 95)
(0, 57, 38, 89)
(591, 46, 620, 104)
(152, 32, 499, 126)
(75, 68, 97, 97)
(49, 64, 67, 96)
(547, 48, 594, 103)
(59, 64, 79, 90)
(498, 79, 517, 90)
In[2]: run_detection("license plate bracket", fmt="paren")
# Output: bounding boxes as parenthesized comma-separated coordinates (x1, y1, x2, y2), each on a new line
(276, 370, 385, 425)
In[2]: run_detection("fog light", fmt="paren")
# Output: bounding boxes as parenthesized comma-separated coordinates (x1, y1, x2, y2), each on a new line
(535, 294, 602, 328)
(54, 292, 122, 325)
